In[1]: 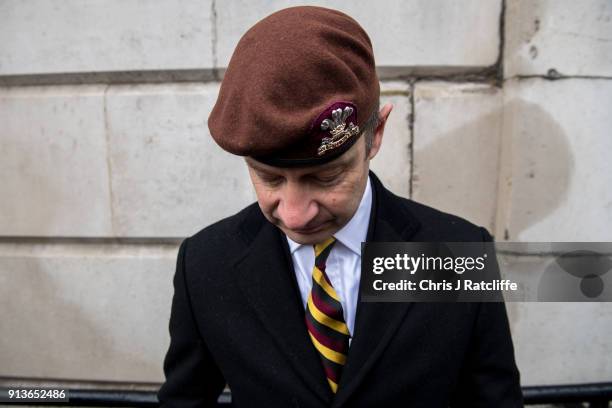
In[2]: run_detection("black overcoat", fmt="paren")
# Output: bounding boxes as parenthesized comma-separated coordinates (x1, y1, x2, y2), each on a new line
(158, 172, 523, 407)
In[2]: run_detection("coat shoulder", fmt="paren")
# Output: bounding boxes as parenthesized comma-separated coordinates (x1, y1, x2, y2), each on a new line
(183, 202, 264, 262)
(370, 172, 492, 242)
(400, 195, 491, 242)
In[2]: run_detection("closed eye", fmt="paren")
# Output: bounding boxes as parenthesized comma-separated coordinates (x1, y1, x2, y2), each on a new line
(312, 171, 343, 185)
(257, 172, 284, 186)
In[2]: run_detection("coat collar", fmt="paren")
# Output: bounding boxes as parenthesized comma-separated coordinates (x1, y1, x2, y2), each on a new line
(233, 171, 421, 406)
(234, 219, 334, 404)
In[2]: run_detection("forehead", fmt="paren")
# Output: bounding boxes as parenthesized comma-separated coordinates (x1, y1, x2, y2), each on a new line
(246, 137, 363, 175)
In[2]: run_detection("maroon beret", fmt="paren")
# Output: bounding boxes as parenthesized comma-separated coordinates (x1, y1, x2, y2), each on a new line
(208, 6, 380, 167)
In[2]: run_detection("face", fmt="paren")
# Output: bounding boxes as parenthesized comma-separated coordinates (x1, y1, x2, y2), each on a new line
(246, 136, 371, 245)
(245, 103, 392, 245)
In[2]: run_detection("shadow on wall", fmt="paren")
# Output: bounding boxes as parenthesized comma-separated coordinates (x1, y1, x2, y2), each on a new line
(499, 99, 574, 241)
(412, 98, 573, 240)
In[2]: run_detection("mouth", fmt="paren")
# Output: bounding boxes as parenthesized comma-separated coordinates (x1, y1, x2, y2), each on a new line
(291, 221, 331, 235)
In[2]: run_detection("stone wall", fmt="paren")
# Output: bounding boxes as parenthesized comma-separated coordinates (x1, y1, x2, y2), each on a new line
(1, 0, 610, 388)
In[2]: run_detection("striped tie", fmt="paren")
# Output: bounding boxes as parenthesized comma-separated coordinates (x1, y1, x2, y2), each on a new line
(305, 237, 350, 394)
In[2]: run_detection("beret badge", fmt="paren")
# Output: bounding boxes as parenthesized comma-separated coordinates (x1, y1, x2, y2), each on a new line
(317, 106, 360, 156)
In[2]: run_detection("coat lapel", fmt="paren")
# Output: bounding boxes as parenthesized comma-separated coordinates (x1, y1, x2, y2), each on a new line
(333, 172, 421, 407)
(234, 216, 333, 405)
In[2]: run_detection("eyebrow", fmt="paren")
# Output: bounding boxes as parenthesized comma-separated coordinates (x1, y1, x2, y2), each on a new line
(246, 157, 348, 175)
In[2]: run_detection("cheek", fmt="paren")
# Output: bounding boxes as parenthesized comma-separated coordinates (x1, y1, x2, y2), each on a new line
(323, 179, 366, 217)
(253, 188, 278, 216)
(323, 190, 354, 214)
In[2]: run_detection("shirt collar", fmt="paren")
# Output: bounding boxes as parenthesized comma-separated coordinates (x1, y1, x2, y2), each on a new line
(287, 175, 372, 256)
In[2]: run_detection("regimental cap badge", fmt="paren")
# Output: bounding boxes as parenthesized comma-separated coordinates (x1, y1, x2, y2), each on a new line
(317, 104, 360, 156)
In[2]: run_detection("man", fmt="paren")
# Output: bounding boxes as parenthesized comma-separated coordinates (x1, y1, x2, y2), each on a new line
(158, 6, 522, 408)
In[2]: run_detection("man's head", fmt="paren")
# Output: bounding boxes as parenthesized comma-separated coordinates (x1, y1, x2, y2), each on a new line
(208, 6, 389, 243)
(246, 103, 392, 244)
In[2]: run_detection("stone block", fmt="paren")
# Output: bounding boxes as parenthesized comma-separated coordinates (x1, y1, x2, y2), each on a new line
(505, 0, 612, 77)
(497, 78, 612, 241)
(105, 83, 257, 238)
(0, 242, 177, 382)
(0, 0, 212, 76)
(216, 0, 502, 74)
(412, 82, 503, 232)
(0, 85, 113, 237)
(506, 302, 612, 385)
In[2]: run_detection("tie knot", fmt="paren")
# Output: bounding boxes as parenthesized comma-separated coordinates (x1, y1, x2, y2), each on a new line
(314, 237, 336, 264)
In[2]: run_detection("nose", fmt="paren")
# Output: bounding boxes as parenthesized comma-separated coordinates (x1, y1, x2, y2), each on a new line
(275, 182, 318, 230)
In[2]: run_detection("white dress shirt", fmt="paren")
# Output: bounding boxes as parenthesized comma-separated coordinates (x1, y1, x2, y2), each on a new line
(286, 176, 372, 339)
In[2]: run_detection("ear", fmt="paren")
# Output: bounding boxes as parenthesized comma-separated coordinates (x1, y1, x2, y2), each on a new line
(367, 103, 393, 160)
